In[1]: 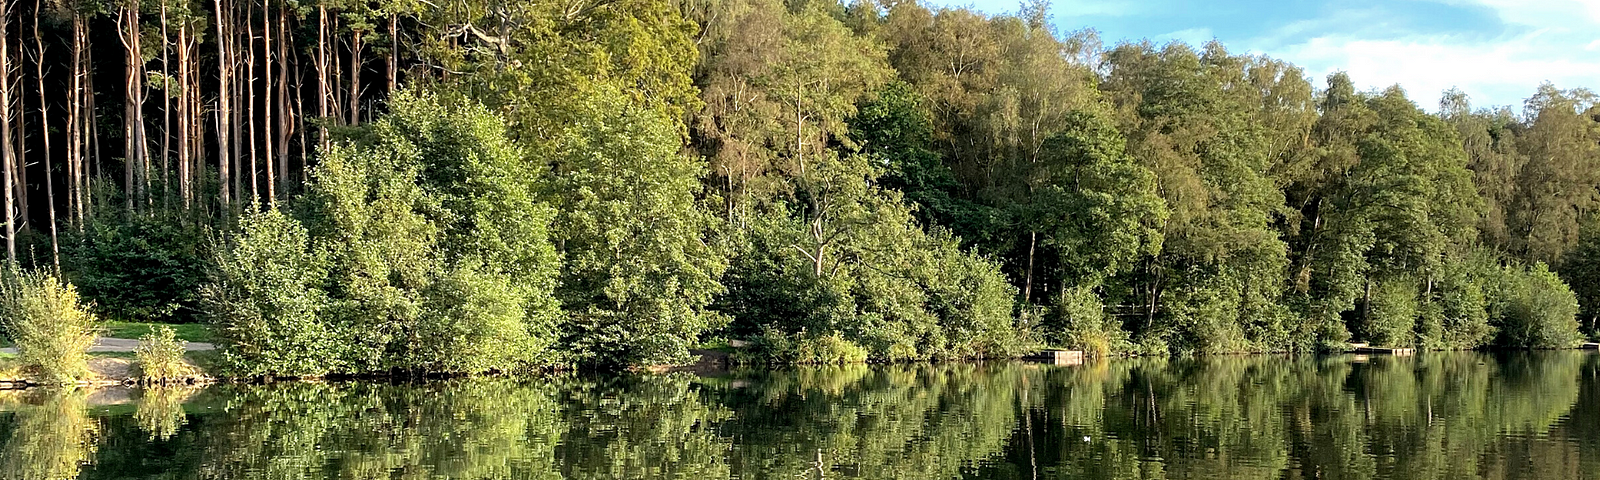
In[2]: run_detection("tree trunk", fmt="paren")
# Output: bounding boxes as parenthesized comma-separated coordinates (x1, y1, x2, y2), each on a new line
(215, 0, 232, 211)
(86, 39, 100, 217)
(275, 6, 290, 198)
(160, 3, 172, 209)
(2, 4, 15, 261)
(293, 30, 307, 186)
(34, 0, 57, 268)
(13, 36, 26, 237)
(348, 28, 361, 124)
(387, 13, 397, 96)
(68, 12, 83, 227)
(262, 0, 276, 203)
(178, 19, 193, 211)
(119, 4, 147, 212)
(1023, 232, 1037, 304)
(245, 4, 259, 203)
(317, 3, 331, 149)
(230, 2, 244, 205)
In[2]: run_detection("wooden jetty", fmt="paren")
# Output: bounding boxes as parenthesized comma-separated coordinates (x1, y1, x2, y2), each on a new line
(1351, 345, 1415, 356)
(1025, 350, 1084, 366)
(1581, 342, 1600, 350)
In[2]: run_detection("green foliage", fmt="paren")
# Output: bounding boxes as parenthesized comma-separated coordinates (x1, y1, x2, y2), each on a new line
(693, 0, 894, 216)
(757, 330, 871, 364)
(205, 92, 563, 375)
(415, 264, 539, 373)
(60, 212, 209, 323)
(304, 91, 561, 372)
(1508, 85, 1600, 264)
(718, 152, 1029, 362)
(202, 208, 337, 377)
(134, 325, 190, 381)
(1490, 262, 1583, 349)
(38, 0, 1600, 371)
(1098, 42, 1299, 354)
(1029, 111, 1168, 285)
(1561, 218, 1600, 337)
(1364, 276, 1420, 347)
(0, 270, 99, 383)
(851, 82, 993, 241)
(549, 91, 729, 367)
(1426, 252, 1497, 349)
(1050, 285, 1125, 357)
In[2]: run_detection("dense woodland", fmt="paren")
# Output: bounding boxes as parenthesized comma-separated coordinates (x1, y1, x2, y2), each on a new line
(0, 0, 1591, 373)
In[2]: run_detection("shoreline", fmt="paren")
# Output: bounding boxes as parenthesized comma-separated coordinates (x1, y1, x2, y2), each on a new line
(5, 343, 1598, 393)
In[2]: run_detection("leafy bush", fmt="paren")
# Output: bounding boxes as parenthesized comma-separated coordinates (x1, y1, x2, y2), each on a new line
(204, 92, 565, 376)
(1428, 252, 1496, 350)
(550, 92, 728, 367)
(1490, 262, 1582, 349)
(755, 329, 869, 364)
(1364, 276, 1420, 347)
(1050, 285, 1125, 357)
(1, 270, 98, 383)
(917, 230, 1032, 358)
(60, 212, 209, 323)
(413, 265, 545, 372)
(716, 154, 1029, 363)
(134, 325, 190, 382)
(202, 208, 338, 377)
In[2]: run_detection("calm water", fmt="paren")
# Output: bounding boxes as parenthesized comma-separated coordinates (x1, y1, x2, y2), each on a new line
(2, 351, 1598, 479)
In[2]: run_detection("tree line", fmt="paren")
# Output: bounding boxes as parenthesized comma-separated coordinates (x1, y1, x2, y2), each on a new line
(0, 0, 1592, 373)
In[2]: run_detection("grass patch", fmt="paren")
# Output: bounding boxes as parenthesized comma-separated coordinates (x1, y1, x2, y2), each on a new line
(104, 322, 213, 343)
(185, 350, 223, 374)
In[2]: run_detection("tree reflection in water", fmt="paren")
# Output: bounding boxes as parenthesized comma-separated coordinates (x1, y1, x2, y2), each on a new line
(0, 352, 1593, 479)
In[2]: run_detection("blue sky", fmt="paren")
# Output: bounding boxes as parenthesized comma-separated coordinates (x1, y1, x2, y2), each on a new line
(927, 0, 1600, 111)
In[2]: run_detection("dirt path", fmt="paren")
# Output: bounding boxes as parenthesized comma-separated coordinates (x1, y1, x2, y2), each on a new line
(0, 337, 216, 355)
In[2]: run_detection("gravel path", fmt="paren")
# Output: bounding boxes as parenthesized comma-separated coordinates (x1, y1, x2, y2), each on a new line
(0, 337, 216, 355)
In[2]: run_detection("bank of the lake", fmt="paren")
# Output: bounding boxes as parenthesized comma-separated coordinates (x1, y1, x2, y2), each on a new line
(2, 350, 1597, 479)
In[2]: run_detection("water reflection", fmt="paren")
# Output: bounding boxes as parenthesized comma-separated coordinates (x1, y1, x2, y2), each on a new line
(0, 352, 1593, 479)
(0, 389, 97, 480)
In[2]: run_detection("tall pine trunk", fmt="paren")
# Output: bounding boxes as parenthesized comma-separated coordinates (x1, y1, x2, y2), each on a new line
(160, 3, 172, 209)
(119, 3, 148, 212)
(245, 4, 258, 203)
(1, 2, 15, 261)
(215, 0, 232, 212)
(34, 0, 57, 268)
(261, 0, 275, 203)
(276, 6, 289, 197)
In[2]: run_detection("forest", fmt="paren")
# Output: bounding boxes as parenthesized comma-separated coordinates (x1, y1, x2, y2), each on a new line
(0, 0, 1592, 374)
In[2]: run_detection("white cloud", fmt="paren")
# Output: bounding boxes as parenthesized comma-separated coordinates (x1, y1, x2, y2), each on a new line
(1268, 1, 1600, 109)
(1275, 32, 1600, 110)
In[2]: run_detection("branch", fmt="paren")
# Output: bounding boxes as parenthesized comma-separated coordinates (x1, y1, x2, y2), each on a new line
(443, 23, 509, 57)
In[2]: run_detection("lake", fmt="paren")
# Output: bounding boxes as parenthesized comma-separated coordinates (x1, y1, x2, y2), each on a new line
(1, 351, 1597, 479)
